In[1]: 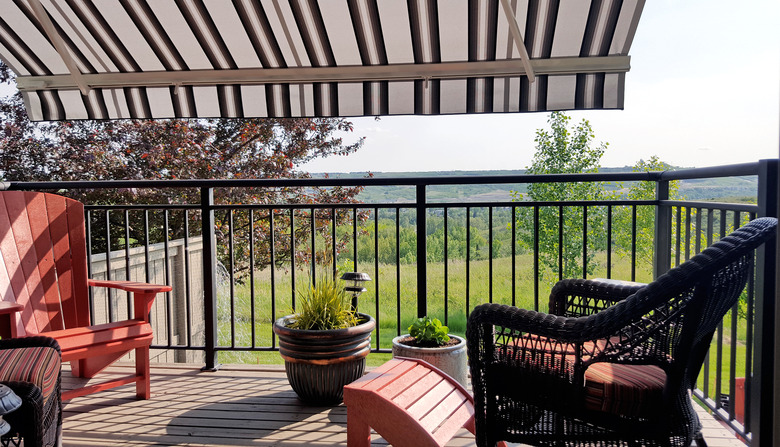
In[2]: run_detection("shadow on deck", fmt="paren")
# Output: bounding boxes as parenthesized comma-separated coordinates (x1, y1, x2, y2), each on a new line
(61, 364, 744, 447)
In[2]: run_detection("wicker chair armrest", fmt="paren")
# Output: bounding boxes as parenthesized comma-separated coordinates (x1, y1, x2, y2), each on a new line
(467, 303, 636, 371)
(468, 302, 583, 340)
(467, 303, 590, 376)
(0, 381, 44, 408)
(549, 278, 646, 317)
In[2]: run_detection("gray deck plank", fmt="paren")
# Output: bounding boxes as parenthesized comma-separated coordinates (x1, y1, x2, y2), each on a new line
(60, 363, 744, 447)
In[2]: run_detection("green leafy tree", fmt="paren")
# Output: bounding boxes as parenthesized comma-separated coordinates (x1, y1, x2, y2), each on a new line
(0, 62, 367, 276)
(512, 112, 608, 280)
(612, 156, 680, 270)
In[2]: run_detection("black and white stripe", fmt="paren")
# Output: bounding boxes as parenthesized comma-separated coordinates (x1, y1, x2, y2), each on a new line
(0, 0, 644, 120)
(234, 0, 286, 68)
(467, 0, 499, 113)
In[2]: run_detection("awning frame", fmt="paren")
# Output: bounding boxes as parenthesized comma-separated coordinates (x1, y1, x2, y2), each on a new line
(27, 0, 91, 95)
(499, 0, 535, 83)
(1, 0, 645, 120)
(15, 55, 629, 92)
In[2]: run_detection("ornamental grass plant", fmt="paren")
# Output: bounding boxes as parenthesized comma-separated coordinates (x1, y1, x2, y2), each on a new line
(287, 276, 359, 330)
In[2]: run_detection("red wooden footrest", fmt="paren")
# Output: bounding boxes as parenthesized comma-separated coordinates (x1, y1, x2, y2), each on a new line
(344, 357, 504, 447)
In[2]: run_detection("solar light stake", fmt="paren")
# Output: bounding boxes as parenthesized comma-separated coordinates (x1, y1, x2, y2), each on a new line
(340, 272, 371, 312)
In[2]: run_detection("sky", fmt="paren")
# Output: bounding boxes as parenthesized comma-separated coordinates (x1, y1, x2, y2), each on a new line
(302, 0, 780, 173)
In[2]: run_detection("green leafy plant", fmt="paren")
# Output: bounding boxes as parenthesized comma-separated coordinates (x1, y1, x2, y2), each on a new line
(409, 316, 450, 347)
(288, 276, 358, 330)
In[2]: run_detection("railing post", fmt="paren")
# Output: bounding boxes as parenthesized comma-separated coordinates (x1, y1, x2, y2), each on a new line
(201, 187, 221, 371)
(653, 177, 672, 279)
(416, 184, 427, 318)
(752, 159, 778, 446)
(775, 157, 780, 447)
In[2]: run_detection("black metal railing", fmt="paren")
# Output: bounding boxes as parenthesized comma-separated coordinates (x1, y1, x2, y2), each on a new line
(6, 159, 777, 446)
(654, 161, 778, 446)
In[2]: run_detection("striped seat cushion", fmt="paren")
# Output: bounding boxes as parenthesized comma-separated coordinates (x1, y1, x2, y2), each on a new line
(584, 362, 666, 418)
(0, 345, 61, 401)
(501, 334, 666, 417)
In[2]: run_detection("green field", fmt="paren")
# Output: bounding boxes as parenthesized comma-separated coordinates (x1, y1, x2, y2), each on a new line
(215, 255, 749, 394)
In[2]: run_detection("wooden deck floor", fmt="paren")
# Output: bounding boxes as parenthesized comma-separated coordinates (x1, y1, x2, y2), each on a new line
(61, 363, 745, 447)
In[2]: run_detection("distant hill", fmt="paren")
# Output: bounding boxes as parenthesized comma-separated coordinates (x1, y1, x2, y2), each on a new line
(312, 168, 758, 204)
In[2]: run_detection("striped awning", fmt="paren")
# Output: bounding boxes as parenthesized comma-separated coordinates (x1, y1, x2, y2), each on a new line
(0, 0, 644, 121)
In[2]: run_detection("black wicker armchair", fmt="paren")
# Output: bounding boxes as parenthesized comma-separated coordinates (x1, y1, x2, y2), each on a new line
(0, 336, 62, 447)
(467, 216, 777, 447)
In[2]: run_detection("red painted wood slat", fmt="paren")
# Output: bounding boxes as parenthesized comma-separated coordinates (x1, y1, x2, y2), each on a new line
(391, 369, 442, 409)
(61, 334, 154, 363)
(44, 193, 80, 329)
(26, 192, 66, 331)
(52, 320, 153, 351)
(378, 363, 430, 398)
(0, 193, 42, 335)
(405, 378, 457, 421)
(0, 234, 23, 337)
(64, 195, 90, 328)
(420, 390, 469, 436)
(430, 400, 474, 445)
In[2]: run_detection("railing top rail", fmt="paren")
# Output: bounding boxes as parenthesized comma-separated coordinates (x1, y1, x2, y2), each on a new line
(2, 160, 767, 192)
(661, 199, 760, 214)
(80, 200, 757, 217)
(3, 171, 660, 191)
(658, 162, 759, 181)
(82, 199, 659, 211)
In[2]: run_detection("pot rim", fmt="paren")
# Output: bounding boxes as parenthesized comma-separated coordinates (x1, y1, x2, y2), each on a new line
(273, 312, 375, 337)
(392, 333, 465, 352)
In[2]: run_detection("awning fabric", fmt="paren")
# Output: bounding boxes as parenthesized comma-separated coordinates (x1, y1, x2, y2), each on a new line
(0, 0, 644, 121)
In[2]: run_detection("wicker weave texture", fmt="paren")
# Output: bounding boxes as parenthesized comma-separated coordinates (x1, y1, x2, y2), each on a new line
(467, 217, 777, 447)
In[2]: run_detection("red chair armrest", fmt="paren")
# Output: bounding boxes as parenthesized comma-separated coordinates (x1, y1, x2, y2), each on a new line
(88, 279, 171, 294)
(0, 301, 24, 315)
(0, 301, 24, 337)
(88, 279, 171, 323)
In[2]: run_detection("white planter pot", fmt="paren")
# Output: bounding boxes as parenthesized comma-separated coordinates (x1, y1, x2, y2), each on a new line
(391, 334, 468, 387)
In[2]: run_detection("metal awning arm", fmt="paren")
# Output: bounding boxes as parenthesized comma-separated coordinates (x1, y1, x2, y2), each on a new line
(28, 0, 91, 95)
(500, 0, 536, 83)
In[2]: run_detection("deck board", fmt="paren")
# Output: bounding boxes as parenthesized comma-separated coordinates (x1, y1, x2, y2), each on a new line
(60, 363, 744, 447)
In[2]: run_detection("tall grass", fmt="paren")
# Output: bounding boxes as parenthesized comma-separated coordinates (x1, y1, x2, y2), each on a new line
(216, 254, 749, 396)
(216, 253, 654, 361)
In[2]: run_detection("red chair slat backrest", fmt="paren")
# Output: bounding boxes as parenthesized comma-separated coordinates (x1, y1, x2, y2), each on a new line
(0, 191, 91, 336)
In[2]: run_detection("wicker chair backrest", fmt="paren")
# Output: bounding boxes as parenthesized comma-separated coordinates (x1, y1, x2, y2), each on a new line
(588, 217, 776, 388)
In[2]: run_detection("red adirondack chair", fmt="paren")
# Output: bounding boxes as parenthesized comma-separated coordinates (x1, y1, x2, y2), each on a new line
(0, 191, 171, 401)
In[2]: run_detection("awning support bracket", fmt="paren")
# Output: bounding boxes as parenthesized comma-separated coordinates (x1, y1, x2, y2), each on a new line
(499, 0, 536, 83)
(28, 0, 91, 95)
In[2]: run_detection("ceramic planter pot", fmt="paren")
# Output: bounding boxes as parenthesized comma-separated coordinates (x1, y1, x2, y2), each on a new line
(273, 313, 375, 405)
(391, 334, 468, 387)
